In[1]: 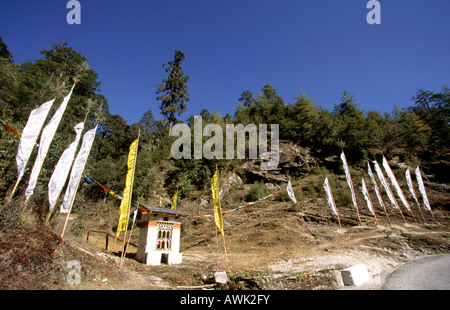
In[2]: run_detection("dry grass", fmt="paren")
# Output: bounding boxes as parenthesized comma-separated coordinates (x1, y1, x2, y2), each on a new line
(1, 173, 449, 290)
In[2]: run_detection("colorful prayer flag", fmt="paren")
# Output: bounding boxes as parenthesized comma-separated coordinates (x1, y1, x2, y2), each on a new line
(171, 190, 178, 210)
(211, 169, 224, 236)
(84, 176, 94, 184)
(101, 186, 111, 193)
(115, 137, 139, 238)
(3, 124, 20, 137)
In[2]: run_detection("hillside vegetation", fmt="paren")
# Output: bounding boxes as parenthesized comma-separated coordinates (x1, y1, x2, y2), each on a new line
(0, 38, 449, 290)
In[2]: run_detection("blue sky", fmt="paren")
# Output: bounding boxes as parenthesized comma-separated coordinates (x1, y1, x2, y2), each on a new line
(1, 0, 449, 125)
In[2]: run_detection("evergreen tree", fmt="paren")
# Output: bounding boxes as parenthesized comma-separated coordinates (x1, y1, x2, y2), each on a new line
(410, 86, 449, 151)
(156, 50, 190, 134)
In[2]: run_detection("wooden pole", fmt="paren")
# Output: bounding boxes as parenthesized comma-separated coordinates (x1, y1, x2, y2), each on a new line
(327, 179, 342, 229)
(365, 188, 378, 225)
(429, 209, 437, 223)
(8, 177, 22, 203)
(376, 189, 391, 225)
(396, 202, 406, 223)
(354, 195, 362, 225)
(216, 164, 228, 261)
(382, 202, 392, 225)
(45, 208, 53, 225)
(332, 193, 342, 229)
(415, 203, 426, 223)
(121, 209, 137, 266)
(407, 203, 417, 223)
(386, 184, 406, 223)
(21, 196, 31, 213)
(61, 139, 92, 238)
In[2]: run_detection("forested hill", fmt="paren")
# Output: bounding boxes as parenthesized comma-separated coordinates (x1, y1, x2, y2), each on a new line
(0, 38, 448, 211)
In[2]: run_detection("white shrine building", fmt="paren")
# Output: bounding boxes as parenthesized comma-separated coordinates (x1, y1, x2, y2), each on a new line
(136, 205, 189, 265)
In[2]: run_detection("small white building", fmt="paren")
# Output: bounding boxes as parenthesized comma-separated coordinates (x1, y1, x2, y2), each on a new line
(136, 205, 189, 265)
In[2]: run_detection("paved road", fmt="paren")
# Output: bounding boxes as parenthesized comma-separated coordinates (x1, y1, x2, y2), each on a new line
(382, 254, 450, 290)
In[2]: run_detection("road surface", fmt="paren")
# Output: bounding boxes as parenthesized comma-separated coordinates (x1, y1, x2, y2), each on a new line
(382, 254, 450, 290)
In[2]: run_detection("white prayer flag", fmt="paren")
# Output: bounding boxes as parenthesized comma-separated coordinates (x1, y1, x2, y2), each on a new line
(367, 162, 387, 212)
(415, 166, 431, 211)
(48, 122, 84, 211)
(361, 178, 374, 215)
(131, 209, 138, 226)
(373, 160, 399, 209)
(16, 99, 54, 180)
(382, 156, 411, 212)
(405, 168, 420, 208)
(287, 180, 297, 204)
(25, 85, 75, 199)
(323, 177, 338, 215)
(60, 125, 97, 214)
(340, 151, 358, 210)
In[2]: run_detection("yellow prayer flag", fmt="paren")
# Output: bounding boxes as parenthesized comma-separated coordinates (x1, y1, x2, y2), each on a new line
(211, 170, 224, 236)
(171, 190, 178, 210)
(115, 138, 139, 239)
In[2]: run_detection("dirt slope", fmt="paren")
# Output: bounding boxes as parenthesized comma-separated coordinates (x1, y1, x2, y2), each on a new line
(2, 170, 449, 290)
(58, 189, 449, 290)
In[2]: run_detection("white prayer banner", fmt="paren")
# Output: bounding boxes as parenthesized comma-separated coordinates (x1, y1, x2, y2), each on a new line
(382, 156, 411, 212)
(340, 151, 358, 210)
(405, 168, 420, 208)
(16, 99, 54, 180)
(368, 162, 387, 212)
(25, 85, 75, 199)
(415, 166, 431, 211)
(48, 122, 84, 211)
(323, 177, 338, 215)
(287, 180, 297, 204)
(361, 178, 374, 215)
(60, 125, 97, 214)
(373, 160, 399, 209)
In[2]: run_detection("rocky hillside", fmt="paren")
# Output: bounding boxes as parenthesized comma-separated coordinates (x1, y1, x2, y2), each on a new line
(1, 144, 448, 290)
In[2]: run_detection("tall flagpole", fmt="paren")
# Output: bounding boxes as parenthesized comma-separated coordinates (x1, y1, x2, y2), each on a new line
(341, 151, 361, 225)
(216, 164, 228, 261)
(60, 125, 97, 237)
(120, 130, 140, 267)
(368, 162, 391, 225)
(122, 209, 138, 266)
(60, 145, 90, 238)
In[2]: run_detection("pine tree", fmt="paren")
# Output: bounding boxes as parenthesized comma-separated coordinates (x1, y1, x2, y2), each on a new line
(156, 50, 190, 134)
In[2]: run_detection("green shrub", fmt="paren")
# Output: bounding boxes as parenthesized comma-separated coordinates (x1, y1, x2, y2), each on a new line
(245, 182, 271, 201)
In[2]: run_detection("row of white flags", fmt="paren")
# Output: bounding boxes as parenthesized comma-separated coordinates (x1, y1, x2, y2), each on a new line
(323, 151, 432, 218)
(14, 83, 97, 213)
